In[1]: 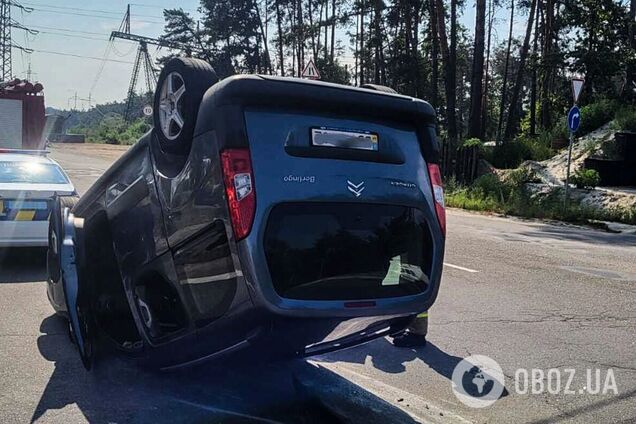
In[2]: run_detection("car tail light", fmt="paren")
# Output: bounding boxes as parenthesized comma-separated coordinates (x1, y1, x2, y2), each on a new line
(221, 149, 255, 240)
(427, 163, 446, 236)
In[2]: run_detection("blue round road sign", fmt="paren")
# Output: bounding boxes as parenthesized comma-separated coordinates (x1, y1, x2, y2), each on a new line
(568, 106, 581, 133)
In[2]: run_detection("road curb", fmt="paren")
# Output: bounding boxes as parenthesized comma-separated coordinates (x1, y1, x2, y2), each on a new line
(312, 361, 472, 424)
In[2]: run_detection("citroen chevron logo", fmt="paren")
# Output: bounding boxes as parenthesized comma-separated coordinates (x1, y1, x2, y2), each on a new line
(347, 180, 365, 197)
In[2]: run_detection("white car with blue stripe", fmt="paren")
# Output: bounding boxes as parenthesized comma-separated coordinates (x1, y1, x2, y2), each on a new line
(0, 149, 76, 247)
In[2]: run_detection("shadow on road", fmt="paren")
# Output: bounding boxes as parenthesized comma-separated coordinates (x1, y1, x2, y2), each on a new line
(519, 225, 636, 248)
(323, 338, 509, 400)
(323, 337, 464, 377)
(0, 248, 47, 283)
(33, 315, 421, 424)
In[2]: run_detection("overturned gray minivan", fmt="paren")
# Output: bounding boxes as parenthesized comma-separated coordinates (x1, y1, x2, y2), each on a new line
(46, 57, 446, 370)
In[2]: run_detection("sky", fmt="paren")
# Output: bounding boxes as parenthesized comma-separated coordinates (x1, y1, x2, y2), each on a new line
(10, 0, 521, 110)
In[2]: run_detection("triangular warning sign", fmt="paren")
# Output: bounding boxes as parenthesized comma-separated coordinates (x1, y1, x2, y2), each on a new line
(572, 78, 584, 104)
(302, 60, 321, 80)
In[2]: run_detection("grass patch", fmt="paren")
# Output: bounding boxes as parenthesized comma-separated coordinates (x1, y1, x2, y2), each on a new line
(612, 105, 636, 132)
(578, 99, 616, 136)
(71, 116, 151, 145)
(446, 173, 636, 225)
(482, 136, 555, 169)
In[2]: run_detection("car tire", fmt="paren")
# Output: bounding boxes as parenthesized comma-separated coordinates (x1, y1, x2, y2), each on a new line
(153, 57, 218, 155)
(47, 196, 79, 314)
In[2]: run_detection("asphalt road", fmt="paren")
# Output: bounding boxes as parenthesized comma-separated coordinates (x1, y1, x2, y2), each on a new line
(0, 143, 634, 423)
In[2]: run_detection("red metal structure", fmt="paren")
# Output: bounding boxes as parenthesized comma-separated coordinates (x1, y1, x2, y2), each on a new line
(0, 78, 45, 149)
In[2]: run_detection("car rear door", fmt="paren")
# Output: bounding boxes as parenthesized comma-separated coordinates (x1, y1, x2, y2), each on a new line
(240, 108, 445, 304)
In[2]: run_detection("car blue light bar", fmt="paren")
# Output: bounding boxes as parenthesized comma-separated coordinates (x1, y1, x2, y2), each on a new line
(0, 148, 49, 156)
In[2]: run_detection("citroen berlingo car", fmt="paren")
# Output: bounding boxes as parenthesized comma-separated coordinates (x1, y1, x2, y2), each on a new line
(47, 57, 446, 370)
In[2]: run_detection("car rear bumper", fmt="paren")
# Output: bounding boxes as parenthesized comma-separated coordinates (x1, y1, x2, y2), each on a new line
(0, 221, 48, 247)
(156, 304, 414, 369)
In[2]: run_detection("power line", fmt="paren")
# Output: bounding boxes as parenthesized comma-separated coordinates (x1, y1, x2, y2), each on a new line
(28, 7, 164, 25)
(110, 41, 140, 57)
(21, 2, 165, 19)
(30, 48, 133, 64)
(34, 30, 108, 42)
(28, 24, 112, 36)
(90, 41, 114, 96)
(130, 3, 198, 14)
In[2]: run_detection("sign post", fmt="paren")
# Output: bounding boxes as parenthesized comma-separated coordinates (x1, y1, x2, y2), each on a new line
(564, 78, 584, 208)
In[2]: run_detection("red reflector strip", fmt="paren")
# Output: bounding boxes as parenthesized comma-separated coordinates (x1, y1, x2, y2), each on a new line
(344, 301, 377, 308)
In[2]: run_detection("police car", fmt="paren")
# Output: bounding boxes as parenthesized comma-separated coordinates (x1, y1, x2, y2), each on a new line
(0, 149, 75, 247)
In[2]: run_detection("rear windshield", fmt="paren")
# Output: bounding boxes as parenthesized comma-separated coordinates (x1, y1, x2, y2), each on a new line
(264, 203, 433, 301)
(0, 161, 68, 184)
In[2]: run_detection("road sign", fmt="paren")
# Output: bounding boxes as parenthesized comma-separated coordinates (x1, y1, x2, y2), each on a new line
(572, 78, 584, 104)
(564, 105, 581, 208)
(568, 106, 581, 133)
(143, 105, 153, 116)
(302, 60, 321, 80)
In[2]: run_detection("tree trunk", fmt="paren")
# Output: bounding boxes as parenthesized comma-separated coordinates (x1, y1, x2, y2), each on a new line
(275, 0, 285, 76)
(412, 3, 420, 97)
(529, 0, 540, 136)
(354, 11, 359, 85)
(429, 0, 439, 110)
(632, 0, 636, 49)
(435, 0, 458, 145)
(540, 0, 554, 129)
(288, 2, 297, 76)
(450, 0, 457, 141)
(405, 1, 413, 93)
(317, 0, 324, 53)
(360, 0, 365, 84)
(324, 0, 329, 60)
(373, 0, 382, 83)
(254, 0, 272, 74)
(481, 0, 494, 139)
(331, 0, 336, 61)
(496, 0, 514, 143)
(503, 0, 538, 141)
(468, 0, 486, 139)
(297, 0, 304, 76)
(309, 0, 317, 59)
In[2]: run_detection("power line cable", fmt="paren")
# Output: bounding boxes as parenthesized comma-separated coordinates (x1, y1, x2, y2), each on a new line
(21, 2, 165, 19)
(130, 3, 198, 14)
(34, 30, 108, 42)
(28, 7, 164, 25)
(30, 48, 133, 64)
(28, 24, 111, 36)
(111, 41, 139, 57)
(90, 40, 114, 95)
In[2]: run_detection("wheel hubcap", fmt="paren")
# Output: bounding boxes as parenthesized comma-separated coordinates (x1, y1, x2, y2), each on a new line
(158, 72, 186, 141)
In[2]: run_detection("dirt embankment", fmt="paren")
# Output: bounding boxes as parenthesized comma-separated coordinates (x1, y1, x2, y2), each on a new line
(517, 124, 636, 214)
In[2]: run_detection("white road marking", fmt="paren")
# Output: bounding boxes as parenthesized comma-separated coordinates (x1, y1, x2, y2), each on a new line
(444, 263, 479, 273)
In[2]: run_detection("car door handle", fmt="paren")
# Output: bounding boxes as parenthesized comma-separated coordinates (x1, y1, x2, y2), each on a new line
(106, 176, 149, 219)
